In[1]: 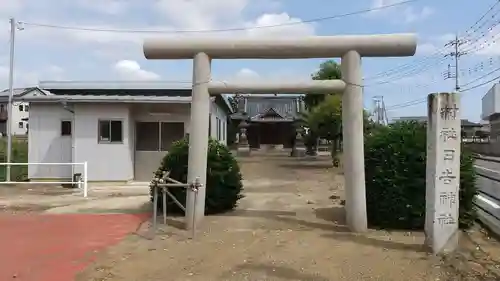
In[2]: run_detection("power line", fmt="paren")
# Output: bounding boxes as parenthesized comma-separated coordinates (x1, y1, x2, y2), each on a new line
(19, 0, 421, 34)
(461, 66, 500, 87)
(386, 73, 500, 112)
(463, 0, 500, 37)
(386, 97, 427, 110)
(375, 1, 500, 111)
(365, 57, 448, 86)
(368, 0, 500, 82)
(444, 35, 467, 91)
(459, 74, 500, 92)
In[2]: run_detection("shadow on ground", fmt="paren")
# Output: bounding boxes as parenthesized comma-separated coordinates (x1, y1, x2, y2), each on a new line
(223, 263, 331, 281)
(222, 206, 426, 253)
(223, 207, 348, 233)
(60, 202, 153, 215)
(279, 162, 334, 169)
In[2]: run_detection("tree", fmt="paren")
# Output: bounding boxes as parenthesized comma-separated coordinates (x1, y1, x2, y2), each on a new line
(227, 95, 239, 113)
(303, 60, 342, 110)
(364, 121, 477, 229)
(305, 95, 342, 164)
(150, 138, 244, 214)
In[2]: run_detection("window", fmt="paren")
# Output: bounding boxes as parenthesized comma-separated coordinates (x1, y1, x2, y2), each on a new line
(208, 113, 212, 137)
(18, 122, 23, 129)
(0, 104, 5, 111)
(98, 120, 123, 143)
(24, 105, 29, 112)
(216, 117, 220, 140)
(218, 119, 222, 140)
(160, 122, 184, 151)
(18, 105, 23, 111)
(135, 122, 159, 151)
(61, 120, 72, 136)
(222, 122, 225, 141)
(135, 122, 184, 151)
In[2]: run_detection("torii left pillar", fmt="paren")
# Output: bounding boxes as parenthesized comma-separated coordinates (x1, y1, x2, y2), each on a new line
(186, 52, 211, 229)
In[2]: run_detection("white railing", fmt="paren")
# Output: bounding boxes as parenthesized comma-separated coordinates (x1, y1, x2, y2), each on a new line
(0, 162, 89, 197)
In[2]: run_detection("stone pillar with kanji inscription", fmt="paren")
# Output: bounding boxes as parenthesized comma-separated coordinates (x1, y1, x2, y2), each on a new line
(425, 92, 461, 254)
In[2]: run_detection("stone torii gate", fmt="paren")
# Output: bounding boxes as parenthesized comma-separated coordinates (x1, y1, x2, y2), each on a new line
(143, 34, 417, 233)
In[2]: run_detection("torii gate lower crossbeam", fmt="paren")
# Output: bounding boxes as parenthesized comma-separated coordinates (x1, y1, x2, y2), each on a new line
(143, 34, 417, 233)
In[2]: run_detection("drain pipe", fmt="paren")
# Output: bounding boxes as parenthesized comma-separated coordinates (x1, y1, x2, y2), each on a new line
(60, 100, 77, 182)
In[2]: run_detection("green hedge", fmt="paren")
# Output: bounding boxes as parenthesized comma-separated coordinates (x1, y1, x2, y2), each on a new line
(0, 138, 28, 181)
(149, 138, 244, 214)
(364, 121, 477, 230)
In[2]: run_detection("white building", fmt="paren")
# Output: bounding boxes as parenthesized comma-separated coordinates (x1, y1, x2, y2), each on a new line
(20, 81, 232, 182)
(0, 87, 47, 135)
(482, 83, 500, 140)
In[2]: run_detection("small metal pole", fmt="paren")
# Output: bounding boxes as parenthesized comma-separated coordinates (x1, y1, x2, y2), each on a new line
(152, 185, 158, 232)
(83, 161, 88, 198)
(162, 187, 167, 225)
(6, 18, 17, 182)
(191, 177, 201, 239)
(192, 189, 197, 239)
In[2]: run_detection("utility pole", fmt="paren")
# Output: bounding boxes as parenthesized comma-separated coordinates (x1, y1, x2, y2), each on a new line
(444, 34, 466, 92)
(6, 18, 22, 182)
(371, 96, 388, 125)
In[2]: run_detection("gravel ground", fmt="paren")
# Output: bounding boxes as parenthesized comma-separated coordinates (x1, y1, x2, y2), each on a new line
(77, 153, 448, 281)
(3, 152, 500, 280)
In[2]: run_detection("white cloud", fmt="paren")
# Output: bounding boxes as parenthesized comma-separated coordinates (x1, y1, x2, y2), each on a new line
(245, 13, 315, 37)
(155, 0, 248, 30)
(235, 68, 260, 80)
(0, 0, 23, 16)
(368, 0, 434, 23)
(75, 0, 130, 15)
(403, 6, 434, 23)
(113, 60, 160, 80)
(0, 0, 316, 88)
(369, 0, 401, 14)
(0, 64, 66, 89)
(0, 66, 8, 80)
(417, 43, 439, 55)
(415, 33, 456, 55)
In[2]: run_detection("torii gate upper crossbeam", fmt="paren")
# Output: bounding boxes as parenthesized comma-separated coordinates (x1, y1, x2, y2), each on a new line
(144, 34, 417, 59)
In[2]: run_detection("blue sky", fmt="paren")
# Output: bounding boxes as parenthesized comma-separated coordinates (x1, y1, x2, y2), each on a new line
(0, 0, 496, 121)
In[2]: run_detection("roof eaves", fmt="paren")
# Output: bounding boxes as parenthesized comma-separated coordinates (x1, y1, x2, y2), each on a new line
(17, 95, 192, 103)
(39, 80, 193, 90)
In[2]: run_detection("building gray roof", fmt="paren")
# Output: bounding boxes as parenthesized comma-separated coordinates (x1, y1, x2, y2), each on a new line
(17, 94, 193, 103)
(5, 81, 234, 114)
(38, 80, 193, 90)
(231, 95, 301, 120)
(0, 87, 50, 97)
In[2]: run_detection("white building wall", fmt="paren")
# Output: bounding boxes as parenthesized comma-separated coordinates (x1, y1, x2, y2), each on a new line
(482, 83, 500, 120)
(12, 102, 29, 135)
(28, 100, 230, 182)
(132, 103, 190, 181)
(210, 100, 228, 145)
(73, 103, 134, 182)
(28, 104, 73, 179)
(0, 101, 29, 135)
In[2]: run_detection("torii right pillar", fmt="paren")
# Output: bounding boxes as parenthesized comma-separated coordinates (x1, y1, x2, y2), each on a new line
(341, 50, 367, 232)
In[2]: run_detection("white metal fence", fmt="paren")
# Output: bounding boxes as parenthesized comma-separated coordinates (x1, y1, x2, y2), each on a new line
(0, 162, 89, 197)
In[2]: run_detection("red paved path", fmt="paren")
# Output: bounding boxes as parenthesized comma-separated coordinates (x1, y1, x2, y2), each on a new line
(0, 213, 149, 281)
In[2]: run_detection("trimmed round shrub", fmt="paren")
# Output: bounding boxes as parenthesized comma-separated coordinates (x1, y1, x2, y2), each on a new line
(365, 121, 477, 230)
(150, 138, 244, 215)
